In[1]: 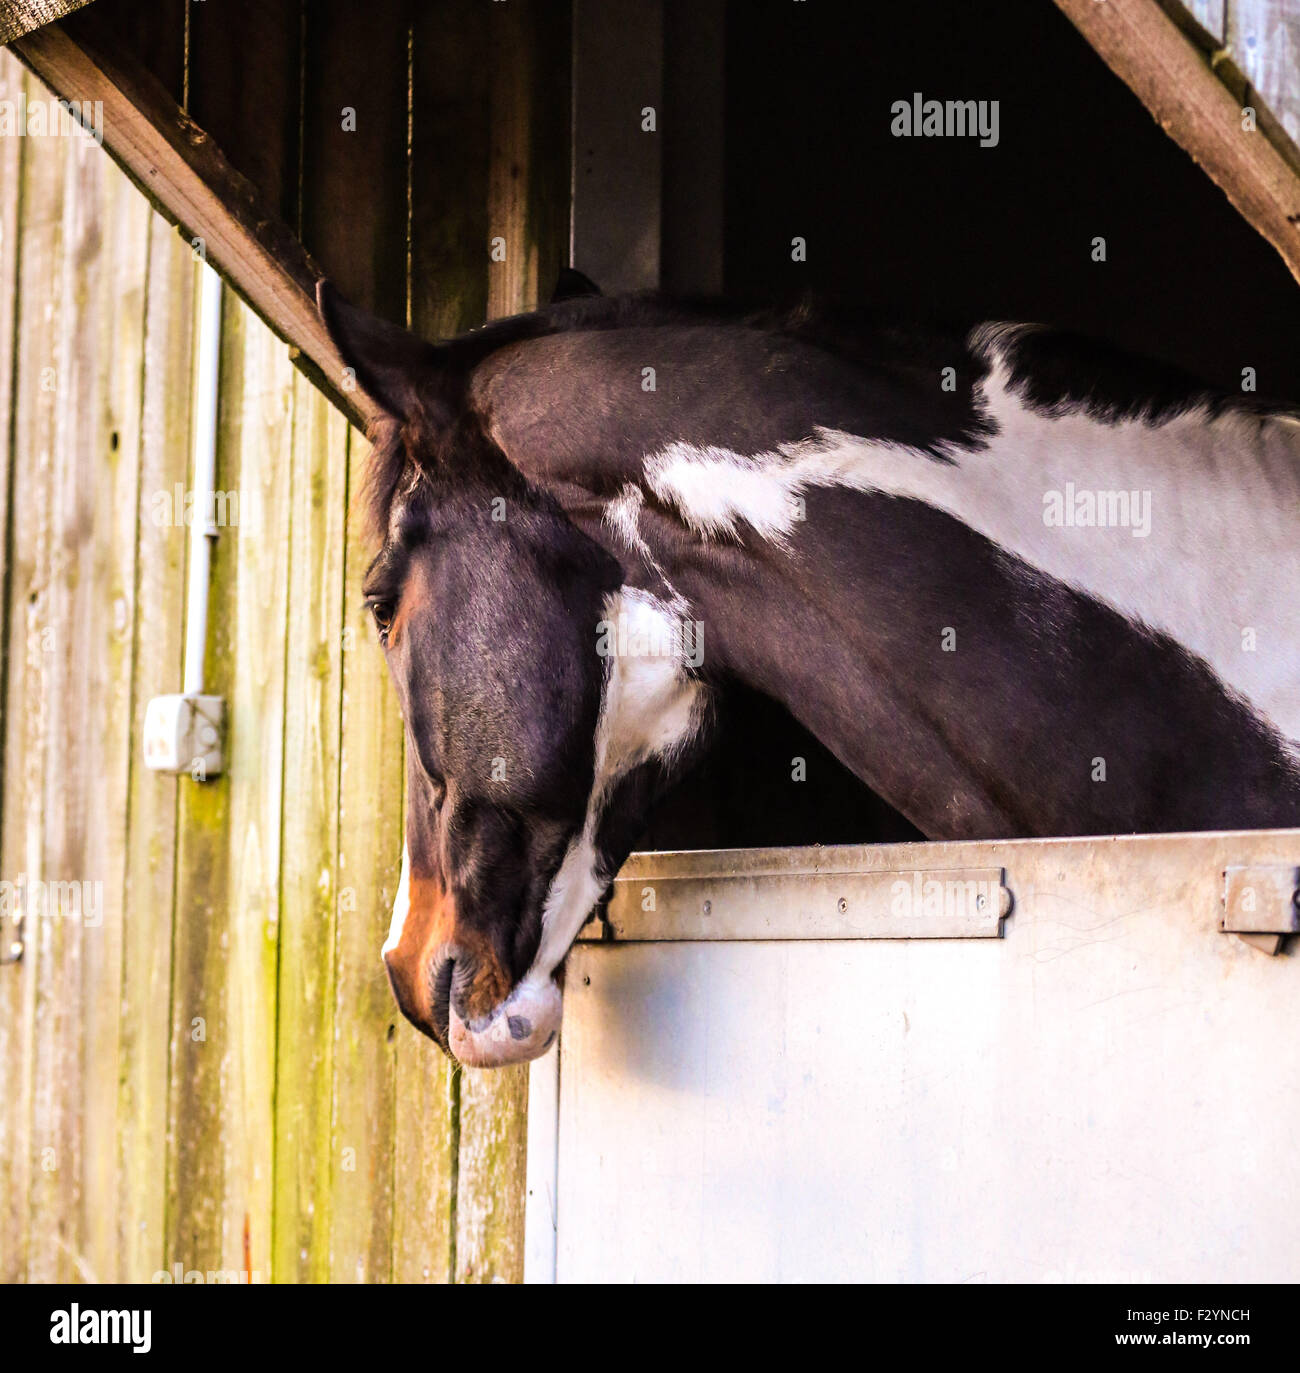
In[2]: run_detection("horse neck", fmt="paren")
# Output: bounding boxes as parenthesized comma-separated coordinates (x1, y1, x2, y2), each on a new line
(600, 496, 1025, 840)
(600, 482, 1300, 841)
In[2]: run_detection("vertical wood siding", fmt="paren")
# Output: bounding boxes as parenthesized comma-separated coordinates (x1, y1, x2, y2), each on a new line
(0, 0, 569, 1281)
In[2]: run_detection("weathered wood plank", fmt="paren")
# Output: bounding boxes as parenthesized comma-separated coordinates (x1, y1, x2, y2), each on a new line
(570, 0, 662, 293)
(0, 49, 26, 850)
(1182, 0, 1227, 43)
(12, 20, 377, 427)
(188, 0, 302, 227)
(79, 143, 151, 1286)
(485, 0, 571, 323)
(661, 0, 724, 296)
(62, 0, 188, 107)
(454, 0, 572, 1286)
(116, 214, 194, 1283)
(300, 0, 411, 324)
(409, 0, 490, 339)
(1227, 0, 1300, 147)
(165, 308, 238, 1278)
(0, 0, 95, 46)
(1056, 0, 1300, 287)
(26, 125, 103, 1283)
(328, 423, 404, 1283)
(273, 371, 348, 1283)
(0, 61, 62, 1287)
(390, 1032, 457, 1284)
(168, 291, 293, 1279)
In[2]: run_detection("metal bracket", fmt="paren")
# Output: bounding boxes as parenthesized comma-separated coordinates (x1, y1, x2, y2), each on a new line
(1221, 865, 1299, 955)
(596, 865, 1012, 942)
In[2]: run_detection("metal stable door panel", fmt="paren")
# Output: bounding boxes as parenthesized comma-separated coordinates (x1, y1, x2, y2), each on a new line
(526, 829, 1300, 1282)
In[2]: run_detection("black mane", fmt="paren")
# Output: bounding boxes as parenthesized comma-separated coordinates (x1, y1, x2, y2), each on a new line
(363, 290, 1297, 541)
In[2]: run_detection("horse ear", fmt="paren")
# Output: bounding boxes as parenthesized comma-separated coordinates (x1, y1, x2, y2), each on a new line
(550, 267, 602, 303)
(316, 279, 440, 420)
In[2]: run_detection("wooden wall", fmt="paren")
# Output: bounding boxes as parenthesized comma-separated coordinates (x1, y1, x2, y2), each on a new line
(0, 0, 568, 1284)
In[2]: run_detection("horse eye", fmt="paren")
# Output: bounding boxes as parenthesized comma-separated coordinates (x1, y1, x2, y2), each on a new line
(368, 599, 394, 635)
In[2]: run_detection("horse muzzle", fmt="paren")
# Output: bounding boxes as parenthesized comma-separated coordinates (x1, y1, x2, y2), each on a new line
(448, 976, 562, 1067)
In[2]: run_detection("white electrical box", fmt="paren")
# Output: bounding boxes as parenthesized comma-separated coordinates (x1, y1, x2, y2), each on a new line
(142, 694, 225, 779)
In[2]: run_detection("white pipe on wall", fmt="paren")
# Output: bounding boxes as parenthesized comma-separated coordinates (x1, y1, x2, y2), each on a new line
(183, 261, 223, 697)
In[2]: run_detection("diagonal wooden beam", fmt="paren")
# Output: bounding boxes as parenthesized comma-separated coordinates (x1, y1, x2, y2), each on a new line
(10, 19, 378, 427)
(0, 0, 96, 46)
(1056, 0, 1300, 289)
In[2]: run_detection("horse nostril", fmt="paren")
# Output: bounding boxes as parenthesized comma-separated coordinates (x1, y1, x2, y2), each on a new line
(430, 953, 455, 1044)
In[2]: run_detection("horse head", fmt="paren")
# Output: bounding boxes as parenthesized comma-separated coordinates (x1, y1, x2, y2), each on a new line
(318, 277, 707, 1066)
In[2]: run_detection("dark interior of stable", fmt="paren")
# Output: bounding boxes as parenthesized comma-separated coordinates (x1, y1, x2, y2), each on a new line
(639, 0, 1300, 850)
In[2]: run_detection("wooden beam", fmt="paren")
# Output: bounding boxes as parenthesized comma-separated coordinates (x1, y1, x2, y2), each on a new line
(11, 21, 379, 428)
(0, 0, 95, 46)
(1056, 0, 1300, 288)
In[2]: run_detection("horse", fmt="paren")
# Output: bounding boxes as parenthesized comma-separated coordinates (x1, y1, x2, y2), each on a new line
(316, 271, 1300, 1067)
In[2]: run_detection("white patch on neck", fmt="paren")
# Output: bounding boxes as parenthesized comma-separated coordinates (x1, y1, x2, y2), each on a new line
(526, 586, 707, 983)
(382, 844, 411, 957)
(641, 336, 1300, 744)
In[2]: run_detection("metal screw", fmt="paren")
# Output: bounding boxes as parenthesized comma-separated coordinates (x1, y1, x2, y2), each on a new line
(837, 897, 848, 913)
(702, 900, 712, 916)
(976, 893, 987, 910)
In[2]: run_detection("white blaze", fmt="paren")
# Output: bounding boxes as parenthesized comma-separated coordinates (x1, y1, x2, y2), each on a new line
(382, 843, 411, 958)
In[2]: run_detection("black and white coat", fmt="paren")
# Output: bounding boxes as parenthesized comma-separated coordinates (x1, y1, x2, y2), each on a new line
(320, 280, 1300, 1064)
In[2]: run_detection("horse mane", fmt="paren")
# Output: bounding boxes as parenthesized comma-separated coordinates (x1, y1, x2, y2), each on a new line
(361, 289, 1300, 542)
(361, 292, 764, 540)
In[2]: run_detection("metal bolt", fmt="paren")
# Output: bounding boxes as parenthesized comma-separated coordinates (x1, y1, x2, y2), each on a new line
(976, 893, 986, 910)
(702, 900, 712, 916)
